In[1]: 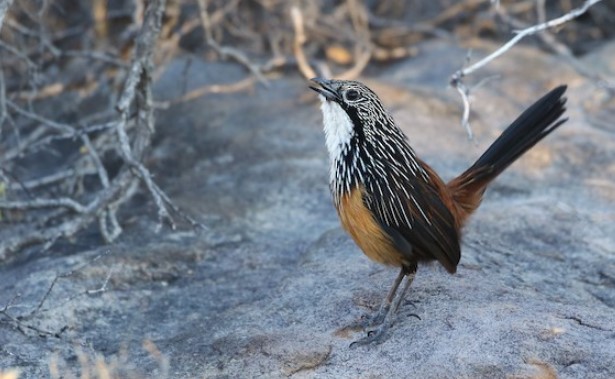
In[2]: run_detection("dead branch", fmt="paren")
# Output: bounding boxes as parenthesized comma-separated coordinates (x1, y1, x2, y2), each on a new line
(0, 251, 114, 337)
(0, 0, 14, 29)
(450, 0, 605, 136)
(495, 4, 612, 90)
(0, 197, 89, 213)
(0, 294, 60, 337)
(170, 76, 256, 104)
(114, 0, 176, 231)
(290, 6, 317, 80)
(453, 0, 603, 81)
(337, 0, 372, 81)
(0, 65, 6, 137)
(196, 0, 268, 84)
(0, 0, 184, 260)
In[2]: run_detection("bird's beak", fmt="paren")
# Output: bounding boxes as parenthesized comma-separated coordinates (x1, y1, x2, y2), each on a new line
(309, 77, 339, 101)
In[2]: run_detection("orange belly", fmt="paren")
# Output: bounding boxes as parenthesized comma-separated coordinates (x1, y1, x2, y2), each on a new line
(337, 186, 406, 267)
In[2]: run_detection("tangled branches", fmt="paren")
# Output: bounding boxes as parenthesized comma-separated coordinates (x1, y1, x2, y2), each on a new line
(0, 0, 197, 260)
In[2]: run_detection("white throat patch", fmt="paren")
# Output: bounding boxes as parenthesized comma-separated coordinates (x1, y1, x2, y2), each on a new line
(319, 97, 354, 165)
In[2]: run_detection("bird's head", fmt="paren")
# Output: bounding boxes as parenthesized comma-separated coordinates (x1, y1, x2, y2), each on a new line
(309, 77, 396, 161)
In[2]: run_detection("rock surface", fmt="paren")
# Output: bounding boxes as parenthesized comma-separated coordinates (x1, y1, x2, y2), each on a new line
(1, 40, 615, 378)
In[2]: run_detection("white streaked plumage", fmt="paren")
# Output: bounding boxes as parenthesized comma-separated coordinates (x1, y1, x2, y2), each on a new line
(319, 96, 354, 183)
(316, 83, 431, 229)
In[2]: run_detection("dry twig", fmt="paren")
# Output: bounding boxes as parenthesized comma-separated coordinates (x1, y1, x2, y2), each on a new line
(0, 0, 192, 260)
(290, 6, 317, 80)
(196, 0, 268, 84)
(0, 0, 14, 29)
(0, 251, 114, 337)
(450, 0, 604, 136)
(337, 0, 372, 81)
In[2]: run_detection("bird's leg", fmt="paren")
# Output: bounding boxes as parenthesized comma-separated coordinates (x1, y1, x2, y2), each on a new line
(344, 268, 405, 331)
(389, 269, 416, 315)
(350, 265, 418, 347)
(369, 268, 405, 326)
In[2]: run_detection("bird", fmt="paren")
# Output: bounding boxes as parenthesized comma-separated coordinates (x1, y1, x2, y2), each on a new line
(309, 78, 567, 346)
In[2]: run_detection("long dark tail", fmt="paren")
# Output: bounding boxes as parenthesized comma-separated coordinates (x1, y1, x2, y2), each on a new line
(448, 85, 568, 221)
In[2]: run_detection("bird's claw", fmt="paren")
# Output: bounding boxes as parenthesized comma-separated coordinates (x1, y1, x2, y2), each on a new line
(348, 312, 421, 347)
(349, 324, 389, 348)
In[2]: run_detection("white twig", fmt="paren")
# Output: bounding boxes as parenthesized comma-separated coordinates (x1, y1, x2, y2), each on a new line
(86, 267, 114, 295)
(7, 169, 95, 191)
(0, 0, 15, 32)
(0, 66, 6, 136)
(454, 82, 472, 140)
(451, 0, 602, 82)
(62, 50, 129, 67)
(450, 0, 604, 136)
(0, 197, 89, 213)
(290, 6, 316, 79)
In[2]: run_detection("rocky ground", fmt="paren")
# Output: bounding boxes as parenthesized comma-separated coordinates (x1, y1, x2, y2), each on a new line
(1, 39, 614, 378)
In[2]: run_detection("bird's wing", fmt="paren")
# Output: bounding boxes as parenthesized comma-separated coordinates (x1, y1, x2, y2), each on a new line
(364, 165, 461, 273)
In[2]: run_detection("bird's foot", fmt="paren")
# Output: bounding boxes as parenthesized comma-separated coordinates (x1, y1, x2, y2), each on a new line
(349, 312, 421, 348)
(344, 306, 389, 331)
(349, 323, 390, 348)
(342, 299, 418, 332)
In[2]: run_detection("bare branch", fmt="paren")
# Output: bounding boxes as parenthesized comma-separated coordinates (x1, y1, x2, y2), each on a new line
(337, 0, 372, 80)
(450, 0, 604, 136)
(61, 50, 129, 67)
(86, 267, 114, 295)
(0, 170, 136, 260)
(0, 66, 6, 136)
(451, 0, 603, 82)
(290, 6, 317, 79)
(454, 82, 473, 140)
(0, 0, 197, 259)
(0, 294, 59, 337)
(0, 251, 115, 338)
(80, 134, 110, 188)
(6, 100, 73, 134)
(112, 0, 187, 232)
(0, 197, 89, 213)
(196, 0, 268, 84)
(169, 76, 256, 104)
(0, 0, 15, 30)
(6, 169, 87, 190)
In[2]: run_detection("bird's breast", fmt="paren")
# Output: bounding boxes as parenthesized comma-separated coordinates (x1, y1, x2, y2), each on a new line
(337, 185, 407, 267)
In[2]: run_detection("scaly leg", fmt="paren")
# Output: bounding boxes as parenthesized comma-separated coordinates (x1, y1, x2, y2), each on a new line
(344, 268, 405, 330)
(350, 265, 419, 347)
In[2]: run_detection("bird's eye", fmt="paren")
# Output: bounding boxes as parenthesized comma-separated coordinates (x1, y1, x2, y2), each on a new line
(345, 89, 359, 101)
